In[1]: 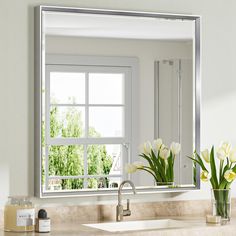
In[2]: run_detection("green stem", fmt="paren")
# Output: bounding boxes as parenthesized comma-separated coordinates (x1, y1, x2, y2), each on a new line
(213, 189, 230, 220)
(137, 167, 159, 183)
(219, 160, 223, 182)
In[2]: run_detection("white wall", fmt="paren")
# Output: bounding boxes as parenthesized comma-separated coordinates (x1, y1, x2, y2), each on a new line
(1, 0, 236, 208)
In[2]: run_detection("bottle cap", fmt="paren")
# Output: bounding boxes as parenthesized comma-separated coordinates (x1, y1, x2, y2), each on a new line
(38, 209, 47, 219)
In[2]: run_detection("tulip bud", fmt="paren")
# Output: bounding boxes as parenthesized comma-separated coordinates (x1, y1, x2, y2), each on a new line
(200, 170, 210, 182)
(201, 149, 210, 163)
(160, 147, 170, 160)
(133, 161, 143, 168)
(220, 141, 232, 156)
(224, 170, 236, 182)
(125, 163, 137, 173)
(216, 147, 227, 161)
(153, 139, 163, 152)
(170, 142, 181, 156)
(229, 148, 236, 163)
(142, 141, 152, 155)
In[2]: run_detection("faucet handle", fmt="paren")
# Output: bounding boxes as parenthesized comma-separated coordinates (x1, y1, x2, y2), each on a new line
(123, 209, 131, 216)
(123, 199, 131, 216)
(127, 199, 130, 211)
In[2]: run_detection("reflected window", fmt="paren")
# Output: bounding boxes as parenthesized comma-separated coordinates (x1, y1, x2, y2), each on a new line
(42, 56, 133, 192)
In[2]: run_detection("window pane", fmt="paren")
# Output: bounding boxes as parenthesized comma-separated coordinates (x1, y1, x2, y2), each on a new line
(47, 178, 84, 191)
(50, 106, 85, 138)
(87, 144, 122, 175)
(50, 72, 85, 104)
(87, 177, 122, 189)
(48, 145, 84, 178)
(89, 73, 124, 104)
(89, 107, 123, 137)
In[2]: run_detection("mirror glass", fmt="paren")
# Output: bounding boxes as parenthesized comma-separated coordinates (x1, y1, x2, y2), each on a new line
(35, 6, 200, 197)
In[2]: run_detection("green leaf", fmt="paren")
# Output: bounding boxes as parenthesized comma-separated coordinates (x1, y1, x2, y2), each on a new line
(137, 167, 160, 183)
(225, 182, 231, 190)
(227, 157, 230, 167)
(151, 150, 167, 182)
(140, 153, 164, 182)
(232, 163, 236, 172)
(210, 179, 216, 190)
(210, 146, 219, 189)
(167, 152, 174, 182)
(142, 166, 163, 182)
(187, 155, 207, 171)
(219, 160, 223, 183)
(221, 163, 230, 184)
(159, 157, 167, 179)
(139, 153, 155, 171)
(195, 152, 208, 171)
(219, 179, 228, 189)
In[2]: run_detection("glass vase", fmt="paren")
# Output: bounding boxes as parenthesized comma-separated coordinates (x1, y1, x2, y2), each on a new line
(155, 182, 174, 187)
(211, 189, 231, 222)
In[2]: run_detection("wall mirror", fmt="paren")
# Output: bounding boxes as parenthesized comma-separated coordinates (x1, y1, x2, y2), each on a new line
(35, 5, 201, 197)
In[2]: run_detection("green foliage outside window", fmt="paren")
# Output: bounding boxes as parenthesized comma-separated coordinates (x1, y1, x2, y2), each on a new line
(42, 106, 113, 190)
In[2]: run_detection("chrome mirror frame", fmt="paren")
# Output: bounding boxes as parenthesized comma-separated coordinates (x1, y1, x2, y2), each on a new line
(34, 5, 201, 198)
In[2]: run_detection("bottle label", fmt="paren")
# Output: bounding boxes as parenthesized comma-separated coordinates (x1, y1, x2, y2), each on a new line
(16, 209, 35, 226)
(39, 219, 51, 232)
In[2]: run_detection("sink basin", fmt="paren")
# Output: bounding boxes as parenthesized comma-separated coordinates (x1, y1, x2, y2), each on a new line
(84, 219, 189, 232)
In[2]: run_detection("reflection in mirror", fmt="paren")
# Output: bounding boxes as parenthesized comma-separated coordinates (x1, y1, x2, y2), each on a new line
(35, 6, 200, 197)
(156, 58, 194, 186)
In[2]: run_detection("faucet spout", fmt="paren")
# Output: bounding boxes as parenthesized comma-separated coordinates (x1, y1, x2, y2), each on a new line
(118, 180, 136, 205)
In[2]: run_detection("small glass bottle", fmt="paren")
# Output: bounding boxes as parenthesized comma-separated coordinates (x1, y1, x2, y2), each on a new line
(4, 196, 35, 232)
(35, 209, 51, 233)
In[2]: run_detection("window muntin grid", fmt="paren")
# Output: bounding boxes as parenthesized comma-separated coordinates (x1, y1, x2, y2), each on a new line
(43, 64, 131, 192)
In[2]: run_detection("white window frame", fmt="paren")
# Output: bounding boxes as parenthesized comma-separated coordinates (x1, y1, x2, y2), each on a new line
(41, 54, 139, 197)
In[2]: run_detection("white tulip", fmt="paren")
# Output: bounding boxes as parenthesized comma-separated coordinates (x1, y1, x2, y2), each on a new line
(200, 170, 211, 182)
(133, 161, 143, 168)
(153, 139, 163, 152)
(144, 141, 152, 155)
(160, 147, 170, 160)
(125, 163, 137, 174)
(224, 170, 236, 182)
(201, 149, 210, 163)
(229, 148, 236, 163)
(220, 141, 232, 156)
(216, 147, 227, 161)
(140, 141, 152, 155)
(170, 142, 181, 155)
(160, 144, 166, 150)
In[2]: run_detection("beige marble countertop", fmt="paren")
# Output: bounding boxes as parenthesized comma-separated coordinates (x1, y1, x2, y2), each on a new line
(1, 217, 236, 236)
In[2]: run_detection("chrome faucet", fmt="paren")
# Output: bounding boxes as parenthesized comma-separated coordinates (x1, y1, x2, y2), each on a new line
(116, 180, 136, 222)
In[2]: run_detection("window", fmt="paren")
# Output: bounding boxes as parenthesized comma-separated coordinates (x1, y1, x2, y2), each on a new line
(41, 55, 138, 194)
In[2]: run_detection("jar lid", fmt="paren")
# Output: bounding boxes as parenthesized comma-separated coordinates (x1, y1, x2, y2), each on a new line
(8, 196, 33, 205)
(8, 196, 30, 200)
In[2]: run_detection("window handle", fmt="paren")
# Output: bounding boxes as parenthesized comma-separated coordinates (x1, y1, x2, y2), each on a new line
(122, 143, 129, 149)
(123, 143, 131, 166)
